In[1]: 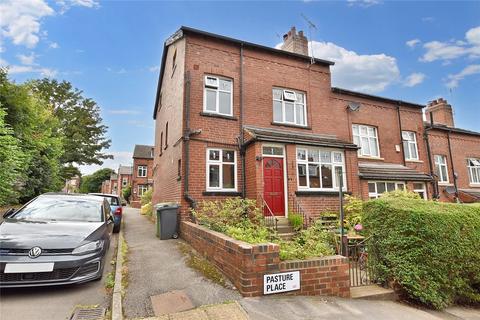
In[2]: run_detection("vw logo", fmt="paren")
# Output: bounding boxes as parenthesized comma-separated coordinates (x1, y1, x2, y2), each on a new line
(28, 247, 42, 259)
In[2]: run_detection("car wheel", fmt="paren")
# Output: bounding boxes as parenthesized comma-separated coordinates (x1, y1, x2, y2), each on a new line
(113, 224, 120, 233)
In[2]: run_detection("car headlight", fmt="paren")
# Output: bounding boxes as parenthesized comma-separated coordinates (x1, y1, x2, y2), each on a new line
(72, 240, 104, 255)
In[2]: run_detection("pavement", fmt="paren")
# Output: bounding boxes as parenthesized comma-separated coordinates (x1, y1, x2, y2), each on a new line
(122, 207, 241, 319)
(0, 233, 117, 320)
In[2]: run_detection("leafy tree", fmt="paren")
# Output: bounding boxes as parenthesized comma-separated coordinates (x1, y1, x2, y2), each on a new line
(79, 168, 114, 193)
(29, 79, 112, 179)
(122, 184, 132, 203)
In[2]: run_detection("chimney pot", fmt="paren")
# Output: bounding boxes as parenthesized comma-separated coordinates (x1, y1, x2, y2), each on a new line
(425, 98, 455, 127)
(280, 26, 309, 56)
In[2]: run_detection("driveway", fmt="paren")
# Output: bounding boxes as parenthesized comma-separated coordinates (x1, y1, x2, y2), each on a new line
(0, 234, 117, 320)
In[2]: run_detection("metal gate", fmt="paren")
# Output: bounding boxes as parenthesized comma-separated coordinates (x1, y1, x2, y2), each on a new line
(347, 236, 377, 287)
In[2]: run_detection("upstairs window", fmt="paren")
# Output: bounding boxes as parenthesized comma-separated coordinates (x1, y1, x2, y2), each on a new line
(402, 131, 419, 161)
(467, 158, 480, 184)
(206, 149, 236, 191)
(296, 148, 346, 191)
(137, 165, 147, 178)
(353, 124, 380, 158)
(122, 177, 128, 187)
(204, 76, 233, 116)
(272, 88, 307, 126)
(434, 155, 449, 183)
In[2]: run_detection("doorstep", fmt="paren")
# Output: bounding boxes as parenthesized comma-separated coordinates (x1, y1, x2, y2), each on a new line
(350, 285, 398, 301)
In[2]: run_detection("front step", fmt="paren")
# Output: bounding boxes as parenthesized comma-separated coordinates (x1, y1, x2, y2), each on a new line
(276, 217, 289, 226)
(350, 285, 398, 301)
(278, 232, 296, 241)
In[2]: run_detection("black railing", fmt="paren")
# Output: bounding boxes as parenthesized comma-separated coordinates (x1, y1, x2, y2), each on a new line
(347, 236, 377, 287)
(261, 198, 278, 231)
(292, 197, 312, 229)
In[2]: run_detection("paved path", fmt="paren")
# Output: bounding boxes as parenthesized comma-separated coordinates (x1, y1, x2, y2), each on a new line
(0, 234, 117, 320)
(123, 208, 241, 319)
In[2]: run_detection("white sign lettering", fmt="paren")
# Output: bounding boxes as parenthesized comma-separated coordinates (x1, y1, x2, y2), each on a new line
(263, 271, 300, 295)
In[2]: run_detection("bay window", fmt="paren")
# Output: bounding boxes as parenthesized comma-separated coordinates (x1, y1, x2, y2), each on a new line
(297, 148, 346, 190)
(273, 88, 307, 126)
(206, 149, 236, 191)
(353, 124, 380, 157)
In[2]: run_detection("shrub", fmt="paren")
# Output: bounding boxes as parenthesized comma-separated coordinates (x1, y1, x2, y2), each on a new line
(140, 188, 152, 206)
(380, 189, 421, 200)
(288, 213, 303, 231)
(122, 184, 131, 203)
(363, 198, 480, 309)
(140, 202, 153, 216)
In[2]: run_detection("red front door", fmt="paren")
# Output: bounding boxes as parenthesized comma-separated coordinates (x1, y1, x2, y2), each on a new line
(263, 157, 285, 217)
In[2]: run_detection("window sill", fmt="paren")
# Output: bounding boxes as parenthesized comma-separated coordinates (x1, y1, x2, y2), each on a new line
(438, 182, 452, 186)
(203, 191, 242, 196)
(271, 122, 311, 130)
(295, 190, 351, 196)
(406, 159, 423, 163)
(200, 112, 237, 121)
(358, 156, 384, 161)
(469, 184, 480, 188)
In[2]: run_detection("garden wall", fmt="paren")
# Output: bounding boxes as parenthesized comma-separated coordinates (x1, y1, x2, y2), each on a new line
(181, 221, 350, 297)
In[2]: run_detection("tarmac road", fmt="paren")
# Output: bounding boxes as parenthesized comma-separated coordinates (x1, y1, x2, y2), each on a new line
(0, 233, 117, 320)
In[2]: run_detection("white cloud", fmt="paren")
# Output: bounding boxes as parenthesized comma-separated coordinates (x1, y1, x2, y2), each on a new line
(49, 42, 59, 49)
(308, 41, 400, 93)
(406, 39, 421, 48)
(422, 17, 435, 23)
(0, 0, 54, 48)
(79, 151, 133, 175)
(445, 64, 480, 89)
(56, 0, 99, 14)
(403, 72, 426, 87)
(347, 0, 381, 7)
(149, 65, 160, 72)
(421, 25, 480, 62)
(107, 109, 140, 115)
(1, 58, 57, 77)
(17, 52, 37, 65)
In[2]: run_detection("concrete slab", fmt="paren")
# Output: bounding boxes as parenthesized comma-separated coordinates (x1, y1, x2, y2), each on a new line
(203, 302, 249, 320)
(150, 290, 194, 316)
(350, 285, 397, 300)
(169, 309, 209, 320)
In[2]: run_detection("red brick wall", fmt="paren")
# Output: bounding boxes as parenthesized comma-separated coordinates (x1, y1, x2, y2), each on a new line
(181, 221, 350, 298)
(117, 174, 132, 197)
(427, 129, 480, 201)
(131, 157, 154, 207)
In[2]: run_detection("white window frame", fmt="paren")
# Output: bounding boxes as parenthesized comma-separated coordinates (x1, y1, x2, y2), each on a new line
(122, 177, 128, 187)
(467, 158, 480, 185)
(206, 148, 237, 191)
(434, 155, 449, 184)
(402, 131, 419, 161)
(413, 182, 427, 200)
(203, 75, 233, 116)
(296, 147, 346, 191)
(138, 184, 148, 197)
(353, 124, 380, 158)
(368, 181, 405, 199)
(272, 88, 307, 127)
(137, 165, 147, 178)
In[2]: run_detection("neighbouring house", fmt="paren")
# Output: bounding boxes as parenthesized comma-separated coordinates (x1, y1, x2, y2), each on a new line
(101, 179, 111, 194)
(101, 172, 118, 195)
(425, 98, 480, 203)
(151, 26, 479, 222)
(131, 144, 155, 208)
(117, 165, 132, 199)
(63, 175, 80, 193)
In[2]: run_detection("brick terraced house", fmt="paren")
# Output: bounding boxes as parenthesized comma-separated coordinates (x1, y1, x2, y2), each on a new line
(101, 173, 118, 195)
(152, 26, 480, 222)
(131, 144, 155, 208)
(117, 165, 132, 198)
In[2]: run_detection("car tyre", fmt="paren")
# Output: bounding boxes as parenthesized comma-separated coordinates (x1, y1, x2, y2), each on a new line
(113, 224, 120, 233)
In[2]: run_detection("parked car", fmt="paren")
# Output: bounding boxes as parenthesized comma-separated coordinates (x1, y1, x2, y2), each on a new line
(0, 193, 113, 288)
(89, 193, 123, 233)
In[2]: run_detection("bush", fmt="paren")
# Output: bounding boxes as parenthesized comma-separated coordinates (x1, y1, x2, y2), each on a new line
(288, 213, 303, 231)
(140, 188, 152, 206)
(122, 184, 131, 203)
(363, 197, 480, 309)
(140, 202, 153, 216)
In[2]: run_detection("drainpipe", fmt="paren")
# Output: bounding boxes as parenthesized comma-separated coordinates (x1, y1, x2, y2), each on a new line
(424, 122, 438, 199)
(396, 104, 406, 166)
(446, 129, 459, 202)
(183, 71, 196, 211)
(239, 43, 246, 199)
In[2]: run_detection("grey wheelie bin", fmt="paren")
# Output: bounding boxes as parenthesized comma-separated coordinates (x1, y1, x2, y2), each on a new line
(155, 203, 179, 239)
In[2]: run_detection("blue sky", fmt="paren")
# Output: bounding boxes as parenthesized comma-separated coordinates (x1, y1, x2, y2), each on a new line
(1, 0, 479, 174)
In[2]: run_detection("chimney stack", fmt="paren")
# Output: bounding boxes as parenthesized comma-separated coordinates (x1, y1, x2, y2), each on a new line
(425, 98, 455, 127)
(280, 26, 309, 56)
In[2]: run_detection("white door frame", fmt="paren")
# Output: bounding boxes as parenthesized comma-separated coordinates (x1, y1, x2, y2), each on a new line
(261, 143, 288, 218)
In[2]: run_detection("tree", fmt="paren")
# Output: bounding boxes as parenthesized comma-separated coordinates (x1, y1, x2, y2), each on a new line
(122, 184, 132, 203)
(29, 79, 112, 179)
(79, 168, 114, 193)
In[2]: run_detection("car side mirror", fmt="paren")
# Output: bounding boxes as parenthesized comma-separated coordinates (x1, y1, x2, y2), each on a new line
(3, 208, 15, 218)
(121, 203, 126, 207)
(107, 216, 114, 224)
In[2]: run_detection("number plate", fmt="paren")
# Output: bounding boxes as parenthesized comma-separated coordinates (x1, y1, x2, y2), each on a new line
(4, 263, 54, 273)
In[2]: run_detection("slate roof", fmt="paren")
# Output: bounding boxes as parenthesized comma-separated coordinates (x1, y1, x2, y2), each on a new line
(110, 173, 118, 180)
(118, 165, 133, 175)
(459, 189, 480, 201)
(243, 125, 359, 150)
(358, 162, 432, 181)
(133, 144, 154, 159)
(425, 123, 480, 137)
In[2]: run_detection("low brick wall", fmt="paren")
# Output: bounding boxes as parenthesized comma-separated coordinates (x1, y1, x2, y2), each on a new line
(181, 221, 350, 297)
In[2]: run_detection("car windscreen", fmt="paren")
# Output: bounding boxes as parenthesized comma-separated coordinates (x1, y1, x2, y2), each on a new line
(12, 197, 103, 222)
(104, 196, 120, 206)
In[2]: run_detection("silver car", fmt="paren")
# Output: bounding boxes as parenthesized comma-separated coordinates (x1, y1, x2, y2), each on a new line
(0, 193, 113, 288)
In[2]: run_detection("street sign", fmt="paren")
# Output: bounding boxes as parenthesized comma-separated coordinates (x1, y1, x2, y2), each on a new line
(263, 271, 300, 295)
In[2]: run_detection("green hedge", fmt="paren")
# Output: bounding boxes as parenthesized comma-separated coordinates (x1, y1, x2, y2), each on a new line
(363, 198, 480, 309)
